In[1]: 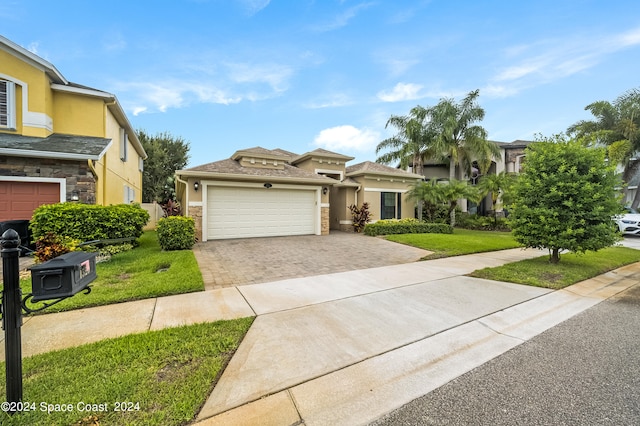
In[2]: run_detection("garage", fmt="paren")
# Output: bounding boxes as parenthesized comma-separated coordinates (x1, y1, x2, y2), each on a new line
(206, 185, 318, 240)
(0, 180, 61, 221)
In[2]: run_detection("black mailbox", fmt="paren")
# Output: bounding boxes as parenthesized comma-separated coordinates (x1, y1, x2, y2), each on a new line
(29, 251, 97, 302)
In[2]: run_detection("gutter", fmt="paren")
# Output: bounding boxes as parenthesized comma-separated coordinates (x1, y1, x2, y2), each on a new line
(175, 174, 189, 216)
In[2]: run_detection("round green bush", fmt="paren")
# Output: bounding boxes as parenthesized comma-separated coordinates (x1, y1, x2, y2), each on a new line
(156, 216, 196, 250)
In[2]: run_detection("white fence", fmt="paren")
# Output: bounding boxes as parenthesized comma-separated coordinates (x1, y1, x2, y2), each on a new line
(141, 202, 165, 230)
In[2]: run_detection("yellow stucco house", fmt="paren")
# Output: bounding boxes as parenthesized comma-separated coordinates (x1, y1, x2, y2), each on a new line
(175, 147, 424, 241)
(0, 35, 146, 221)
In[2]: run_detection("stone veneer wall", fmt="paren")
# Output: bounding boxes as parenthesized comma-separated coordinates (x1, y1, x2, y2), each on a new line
(189, 205, 204, 241)
(321, 206, 330, 235)
(0, 156, 96, 204)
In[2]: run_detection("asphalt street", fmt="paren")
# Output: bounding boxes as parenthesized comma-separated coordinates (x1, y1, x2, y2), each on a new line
(371, 283, 640, 426)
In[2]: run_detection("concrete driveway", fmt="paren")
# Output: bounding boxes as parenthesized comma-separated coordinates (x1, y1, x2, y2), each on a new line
(192, 231, 432, 290)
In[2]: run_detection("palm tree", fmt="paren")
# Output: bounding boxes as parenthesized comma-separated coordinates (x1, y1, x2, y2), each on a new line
(376, 105, 434, 219)
(427, 90, 502, 180)
(567, 88, 640, 207)
(376, 105, 433, 176)
(476, 171, 515, 225)
(439, 179, 480, 227)
(406, 180, 445, 222)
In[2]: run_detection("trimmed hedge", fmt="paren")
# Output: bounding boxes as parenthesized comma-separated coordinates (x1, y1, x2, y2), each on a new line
(364, 218, 453, 236)
(156, 216, 196, 250)
(30, 203, 150, 242)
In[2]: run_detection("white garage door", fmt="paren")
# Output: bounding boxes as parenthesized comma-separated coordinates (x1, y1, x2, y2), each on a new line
(207, 186, 317, 239)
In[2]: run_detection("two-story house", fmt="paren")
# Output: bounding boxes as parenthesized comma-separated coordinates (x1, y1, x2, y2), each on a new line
(0, 35, 146, 221)
(419, 140, 533, 215)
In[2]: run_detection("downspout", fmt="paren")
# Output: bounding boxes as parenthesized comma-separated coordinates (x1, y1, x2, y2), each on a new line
(175, 174, 188, 216)
(87, 159, 98, 204)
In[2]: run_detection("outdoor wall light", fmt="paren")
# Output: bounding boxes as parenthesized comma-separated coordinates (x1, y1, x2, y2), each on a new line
(194, 181, 199, 191)
(70, 191, 79, 202)
(322, 187, 328, 195)
(264, 183, 273, 188)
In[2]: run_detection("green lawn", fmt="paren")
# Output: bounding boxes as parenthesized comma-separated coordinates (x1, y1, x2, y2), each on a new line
(469, 246, 640, 289)
(0, 318, 253, 426)
(20, 231, 204, 314)
(386, 228, 522, 259)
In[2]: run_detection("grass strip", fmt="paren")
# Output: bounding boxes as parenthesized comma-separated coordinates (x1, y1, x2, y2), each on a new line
(386, 228, 522, 259)
(469, 246, 640, 289)
(0, 318, 253, 426)
(20, 231, 204, 314)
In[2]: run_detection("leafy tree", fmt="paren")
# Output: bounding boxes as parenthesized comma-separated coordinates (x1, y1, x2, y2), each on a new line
(139, 130, 190, 203)
(477, 171, 516, 224)
(427, 90, 502, 180)
(567, 88, 640, 207)
(508, 135, 623, 264)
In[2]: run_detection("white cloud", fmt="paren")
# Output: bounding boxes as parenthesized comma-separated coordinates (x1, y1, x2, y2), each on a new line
(377, 82, 424, 102)
(238, 0, 270, 15)
(132, 106, 148, 116)
(313, 125, 379, 151)
(115, 80, 242, 115)
(113, 57, 293, 114)
(26, 41, 39, 55)
(103, 32, 127, 52)
(304, 94, 353, 109)
(481, 84, 521, 99)
(491, 25, 640, 95)
(617, 27, 640, 47)
(225, 62, 293, 92)
(311, 2, 375, 32)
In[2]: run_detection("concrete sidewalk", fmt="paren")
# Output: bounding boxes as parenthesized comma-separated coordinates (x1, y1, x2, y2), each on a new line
(1, 246, 639, 426)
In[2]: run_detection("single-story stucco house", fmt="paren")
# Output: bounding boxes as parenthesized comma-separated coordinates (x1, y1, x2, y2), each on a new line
(175, 147, 424, 241)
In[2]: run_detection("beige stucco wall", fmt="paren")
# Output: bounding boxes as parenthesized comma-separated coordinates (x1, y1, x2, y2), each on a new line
(329, 186, 358, 231)
(352, 177, 418, 222)
(294, 158, 346, 178)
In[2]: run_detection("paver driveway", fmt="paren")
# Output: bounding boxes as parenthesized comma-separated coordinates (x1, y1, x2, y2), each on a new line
(193, 231, 432, 290)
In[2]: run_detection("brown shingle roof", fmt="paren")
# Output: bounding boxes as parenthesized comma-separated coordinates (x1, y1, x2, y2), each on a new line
(346, 161, 423, 178)
(184, 158, 334, 182)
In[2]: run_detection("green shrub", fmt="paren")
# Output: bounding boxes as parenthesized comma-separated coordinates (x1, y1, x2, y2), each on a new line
(33, 232, 81, 263)
(364, 218, 453, 236)
(157, 216, 196, 250)
(456, 214, 511, 232)
(30, 203, 150, 243)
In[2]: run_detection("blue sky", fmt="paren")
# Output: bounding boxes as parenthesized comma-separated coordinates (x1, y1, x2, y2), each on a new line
(3, 0, 640, 167)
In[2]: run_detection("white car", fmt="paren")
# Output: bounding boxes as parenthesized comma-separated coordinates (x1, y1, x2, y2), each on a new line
(614, 208, 640, 235)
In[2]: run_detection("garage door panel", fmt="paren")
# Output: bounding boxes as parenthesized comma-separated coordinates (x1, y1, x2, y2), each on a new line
(0, 181, 61, 221)
(207, 186, 316, 239)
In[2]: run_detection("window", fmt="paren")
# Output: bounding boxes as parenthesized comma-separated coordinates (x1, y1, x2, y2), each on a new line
(0, 80, 16, 129)
(119, 128, 128, 162)
(124, 185, 135, 203)
(381, 192, 402, 219)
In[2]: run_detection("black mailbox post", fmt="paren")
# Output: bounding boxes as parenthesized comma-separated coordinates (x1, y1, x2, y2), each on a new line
(1, 229, 97, 414)
(29, 251, 97, 302)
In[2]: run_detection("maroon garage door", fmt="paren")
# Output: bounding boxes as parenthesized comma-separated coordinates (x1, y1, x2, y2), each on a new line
(0, 181, 61, 221)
